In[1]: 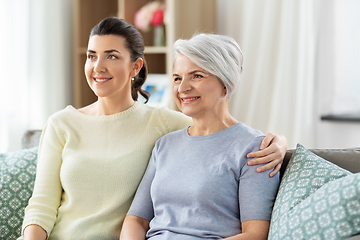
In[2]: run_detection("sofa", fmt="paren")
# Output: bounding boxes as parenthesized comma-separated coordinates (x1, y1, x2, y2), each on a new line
(1, 130, 359, 240)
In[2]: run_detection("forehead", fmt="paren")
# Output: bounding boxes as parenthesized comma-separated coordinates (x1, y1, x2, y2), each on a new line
(174, 55, 205, 73)
(88, 35, 127, 51)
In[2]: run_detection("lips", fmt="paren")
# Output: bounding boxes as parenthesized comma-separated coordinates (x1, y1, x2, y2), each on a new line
(181, 96, 200, 103)
(94, 77, 112, 83)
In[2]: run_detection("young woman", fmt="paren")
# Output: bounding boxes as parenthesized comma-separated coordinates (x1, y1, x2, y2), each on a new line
(121, 34, 280, 240)
(20, 18, 286, 240)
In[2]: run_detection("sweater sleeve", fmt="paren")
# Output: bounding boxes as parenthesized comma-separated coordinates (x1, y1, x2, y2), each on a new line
(21, 117, 65, 236)
(238, 136, 279, 222)
(157, 107, 192, 134)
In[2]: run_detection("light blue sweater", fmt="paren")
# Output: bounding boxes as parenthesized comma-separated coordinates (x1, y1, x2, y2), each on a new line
(128, 123, 279, 239)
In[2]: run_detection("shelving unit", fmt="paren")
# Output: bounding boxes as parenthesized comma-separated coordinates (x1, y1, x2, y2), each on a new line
(73, 0, 216, 108)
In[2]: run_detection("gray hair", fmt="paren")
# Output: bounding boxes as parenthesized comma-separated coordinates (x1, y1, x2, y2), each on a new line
(173, 33, 243, 98)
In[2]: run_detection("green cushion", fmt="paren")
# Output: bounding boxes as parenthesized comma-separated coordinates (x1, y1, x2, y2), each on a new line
(269, 144, 360, 240)
(0, 147, 38, 240)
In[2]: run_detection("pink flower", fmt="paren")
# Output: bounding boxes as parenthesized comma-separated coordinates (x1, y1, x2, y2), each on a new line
(134, 7, 152, 31)
(151, 8, 164, 26)
(134, 1, 165, 32)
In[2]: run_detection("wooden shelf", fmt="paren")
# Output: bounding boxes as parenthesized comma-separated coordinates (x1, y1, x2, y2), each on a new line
(144, 46, 167, 54)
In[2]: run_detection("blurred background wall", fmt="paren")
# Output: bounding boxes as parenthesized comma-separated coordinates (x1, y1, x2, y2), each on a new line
(0, 0, 73, 152)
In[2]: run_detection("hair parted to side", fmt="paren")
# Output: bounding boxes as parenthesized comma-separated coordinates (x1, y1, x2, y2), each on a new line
(90, 17, 150, 102)
(173, 33, 243, 98)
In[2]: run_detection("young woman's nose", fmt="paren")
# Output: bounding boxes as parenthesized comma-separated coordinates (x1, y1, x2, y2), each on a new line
(94, 59, 106, 73)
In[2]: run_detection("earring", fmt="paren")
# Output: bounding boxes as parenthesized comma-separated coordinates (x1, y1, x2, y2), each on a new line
(131, 77, 135, 83)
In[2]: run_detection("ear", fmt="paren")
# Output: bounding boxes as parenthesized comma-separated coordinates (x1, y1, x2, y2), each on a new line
(222, 86, 227, 97)
(131, 58, 144, 77)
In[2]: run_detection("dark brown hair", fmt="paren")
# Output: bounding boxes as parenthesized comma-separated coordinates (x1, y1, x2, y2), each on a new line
(90, 17, 149, 102)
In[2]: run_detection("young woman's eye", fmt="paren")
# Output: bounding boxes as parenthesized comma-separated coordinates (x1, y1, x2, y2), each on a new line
(87, 54, 95, 60)
(108, 55, 117, 60)
(173, 77, 181, 82)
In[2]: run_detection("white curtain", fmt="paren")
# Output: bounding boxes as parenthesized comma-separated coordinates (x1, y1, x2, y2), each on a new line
(217, 0, 317, 148)
(0, 0, 73, 152)
(315, 0, 360, 149)
(329, 0, 360, 114)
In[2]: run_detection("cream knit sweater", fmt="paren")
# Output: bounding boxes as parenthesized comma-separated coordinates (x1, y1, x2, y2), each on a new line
(21, 102, 191, 240)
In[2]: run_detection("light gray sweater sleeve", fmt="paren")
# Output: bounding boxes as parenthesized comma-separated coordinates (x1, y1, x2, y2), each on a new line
(238, 136, 279, 222)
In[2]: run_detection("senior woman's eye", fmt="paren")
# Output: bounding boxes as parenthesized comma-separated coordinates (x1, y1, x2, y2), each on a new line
(173, 76, 182, 82)
(192, 74, 204, 80)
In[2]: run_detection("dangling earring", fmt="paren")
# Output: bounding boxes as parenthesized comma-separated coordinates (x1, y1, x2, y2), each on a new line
(131, 77, 135, 83)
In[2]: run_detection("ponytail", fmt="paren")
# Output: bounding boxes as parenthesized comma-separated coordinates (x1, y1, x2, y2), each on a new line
(132, 59, 150, 102)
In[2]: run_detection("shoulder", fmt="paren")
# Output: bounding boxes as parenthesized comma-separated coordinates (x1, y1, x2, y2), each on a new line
(49, 105, 77, 117)
(154, 127, 187, 148)
(235, 122, 264, 138)
(47, 105, 77, 124)
(139, 104, 192, 132)
(225, 123, 264, 142)
(230, 123, 265, 152)
(157, 126, 186, 142)
(155, 106, 191, 122)
(39, 106, 77, 144)
(43, 106, 85, 138)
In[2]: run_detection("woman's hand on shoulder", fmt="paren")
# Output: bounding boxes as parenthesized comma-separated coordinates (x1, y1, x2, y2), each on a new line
(247, 133, 288, 177)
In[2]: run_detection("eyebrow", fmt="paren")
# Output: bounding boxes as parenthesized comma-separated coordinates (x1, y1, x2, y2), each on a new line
(173, 70, 207, 77)
(87, 49, 121, 54)
(189, 70, 207, 74)
(105, 49, 121, 54)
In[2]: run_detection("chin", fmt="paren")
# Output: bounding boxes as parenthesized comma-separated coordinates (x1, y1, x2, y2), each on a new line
(91, 89, 111, 98)
(179, 108, 196, 118)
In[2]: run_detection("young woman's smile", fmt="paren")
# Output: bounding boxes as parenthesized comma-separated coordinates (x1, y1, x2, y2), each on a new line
(93, 77, 112, 83)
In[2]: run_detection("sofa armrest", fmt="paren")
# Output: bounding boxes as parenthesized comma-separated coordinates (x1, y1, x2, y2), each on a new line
(346, 234, 360, 240)
(21, 130, 42, 149)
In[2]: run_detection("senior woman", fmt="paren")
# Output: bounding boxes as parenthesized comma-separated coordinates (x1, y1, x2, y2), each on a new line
(120, 33, 280, 240)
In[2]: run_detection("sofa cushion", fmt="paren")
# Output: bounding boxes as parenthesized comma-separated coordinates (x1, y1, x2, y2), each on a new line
(0, 147, 38, 240)
(281, 147, 360, 178)
(268, 143, 360, 240)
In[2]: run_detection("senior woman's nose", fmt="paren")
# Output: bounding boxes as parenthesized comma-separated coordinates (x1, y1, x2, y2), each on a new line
(178, 78, 192, 93)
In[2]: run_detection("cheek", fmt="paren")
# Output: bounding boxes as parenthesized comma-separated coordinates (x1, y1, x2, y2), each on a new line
(203, 85, 224, 100)
(117, 62, 132, 77)
(172, 84, 182, 109)
(172, 84, 179, 99)
(84, 62, 92, 79)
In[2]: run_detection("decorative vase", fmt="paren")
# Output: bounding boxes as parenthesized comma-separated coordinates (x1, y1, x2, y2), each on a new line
(153, 25, 165, 46)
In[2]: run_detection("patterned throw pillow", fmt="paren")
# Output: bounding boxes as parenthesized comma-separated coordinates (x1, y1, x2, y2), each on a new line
(268, 144, 360, 240)
(0, 147, 38, 240)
